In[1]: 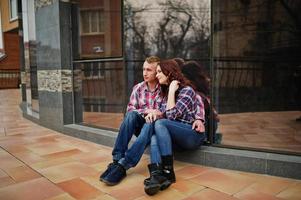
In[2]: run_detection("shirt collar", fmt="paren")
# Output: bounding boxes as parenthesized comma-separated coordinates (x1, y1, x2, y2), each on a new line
(144, 82, 160, 93)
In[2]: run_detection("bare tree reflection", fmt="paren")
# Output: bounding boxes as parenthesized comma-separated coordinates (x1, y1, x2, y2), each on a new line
(124, 0, 210, 60)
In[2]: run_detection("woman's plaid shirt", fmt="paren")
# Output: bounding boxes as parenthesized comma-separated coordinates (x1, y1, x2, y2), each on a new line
(160, 86, 204, 124)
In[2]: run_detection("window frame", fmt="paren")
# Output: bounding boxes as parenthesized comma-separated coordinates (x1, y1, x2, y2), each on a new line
(9, 0, 18, 22)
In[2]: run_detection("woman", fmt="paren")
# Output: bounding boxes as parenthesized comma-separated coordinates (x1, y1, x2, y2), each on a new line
(143, 59, 206, 195)
(181, 61, 219, 143)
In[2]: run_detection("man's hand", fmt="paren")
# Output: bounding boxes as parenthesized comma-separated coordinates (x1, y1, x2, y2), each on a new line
(192, 120, 205, 132)
(145, 113, 157, 123)
(144, 109, 163, 123)
(144, 109, 163, 118)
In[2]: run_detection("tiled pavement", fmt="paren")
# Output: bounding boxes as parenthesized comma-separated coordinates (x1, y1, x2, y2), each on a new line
(0, 89, 301, 200)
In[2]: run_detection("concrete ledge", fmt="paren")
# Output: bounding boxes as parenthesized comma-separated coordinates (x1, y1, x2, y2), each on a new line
(62, 123, 301, 180)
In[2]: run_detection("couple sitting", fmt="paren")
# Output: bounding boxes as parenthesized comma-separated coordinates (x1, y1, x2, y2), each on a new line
(99, 56, 209, 195)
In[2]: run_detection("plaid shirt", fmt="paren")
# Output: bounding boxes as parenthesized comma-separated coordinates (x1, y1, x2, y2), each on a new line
(195, 93, 205, 122)
(127, 81, 161, 115)
(160, 86, 202, 124)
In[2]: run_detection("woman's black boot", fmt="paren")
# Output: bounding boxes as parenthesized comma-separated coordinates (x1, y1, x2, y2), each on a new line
(161, 155, 176, 183)
(144, 163, 171, 196)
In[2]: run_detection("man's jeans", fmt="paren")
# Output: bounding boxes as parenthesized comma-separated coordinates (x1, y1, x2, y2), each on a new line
(150, 119, 206, 164)
(112, 111, 153, 169)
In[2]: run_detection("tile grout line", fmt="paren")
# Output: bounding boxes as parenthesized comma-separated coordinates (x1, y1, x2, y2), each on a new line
(0, 145, 63, 189)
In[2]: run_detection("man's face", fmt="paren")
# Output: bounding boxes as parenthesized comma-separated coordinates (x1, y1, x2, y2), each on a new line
(143, 61, 158, 83)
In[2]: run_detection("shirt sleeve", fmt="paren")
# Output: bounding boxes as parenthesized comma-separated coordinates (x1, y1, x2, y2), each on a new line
(165, 87, 195, 120)
(126, 85, 145, 114)
(195, 94, 205, 122)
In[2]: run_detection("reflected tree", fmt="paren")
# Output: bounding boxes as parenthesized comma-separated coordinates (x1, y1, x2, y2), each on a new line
(124, 0, 210, 60)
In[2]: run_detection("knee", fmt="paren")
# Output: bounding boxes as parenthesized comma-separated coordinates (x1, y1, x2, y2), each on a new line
(125, 111, 140, 122)
(154, 119, 168, 130)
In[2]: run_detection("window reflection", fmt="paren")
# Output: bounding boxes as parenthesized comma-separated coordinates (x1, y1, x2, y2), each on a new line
(73, 61, 125, 130)
(213, 0, 301, 154)
(72, 0, 122, 59)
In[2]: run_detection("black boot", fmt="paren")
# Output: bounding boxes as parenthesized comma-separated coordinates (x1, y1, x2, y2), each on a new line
(144, 163, 171, 196)
(144, 155, 176, 185)
(161, 155, 176, 183)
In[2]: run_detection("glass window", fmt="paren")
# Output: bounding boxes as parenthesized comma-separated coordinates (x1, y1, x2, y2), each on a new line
(72, 0, 122, 59)
(212, 0, 301, 154)
(73, 60, 125, 130)
(9, 0, 18, 21)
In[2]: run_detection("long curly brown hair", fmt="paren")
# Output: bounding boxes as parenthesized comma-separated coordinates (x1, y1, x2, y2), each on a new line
(159, 59, 193, 97)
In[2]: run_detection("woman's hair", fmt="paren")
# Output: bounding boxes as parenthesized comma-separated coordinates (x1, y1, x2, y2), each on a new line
(173, 58, 185, 68)
(159, 59, 192, 97)
(181, 61, 210, 95)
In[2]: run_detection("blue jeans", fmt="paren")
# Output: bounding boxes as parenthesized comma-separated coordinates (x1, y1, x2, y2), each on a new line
(112, 111, 153, 169)
(150, 119, 206, 164)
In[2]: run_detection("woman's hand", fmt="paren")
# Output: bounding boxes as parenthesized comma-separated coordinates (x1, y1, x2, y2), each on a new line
(166, 80, 179, 110)
(192, 119, 205, 132)
(169, 80, 180, 93)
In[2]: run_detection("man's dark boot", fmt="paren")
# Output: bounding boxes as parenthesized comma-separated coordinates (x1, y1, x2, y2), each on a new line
(144, 163, 171, 196)
(161, 155, 176, 183)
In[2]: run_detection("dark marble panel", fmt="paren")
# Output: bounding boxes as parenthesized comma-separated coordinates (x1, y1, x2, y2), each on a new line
(21, 84, 27, 102)
(35, 0, 59, 31)
(266, 153, 301, 179)
(204, 152, 266, 174)
(73, 91, 83, 124)
(59, 1, 72, 70)
(62, 92, 73, 125)
(38, 91, 63, 130)
(267, 160, 301, 179)
(63, 124, 117, 147)
(36, 26, 61, 69)
(175, 149, 206, 165)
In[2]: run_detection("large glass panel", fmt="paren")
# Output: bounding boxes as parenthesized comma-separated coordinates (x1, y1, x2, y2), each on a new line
(212, 0, 301, 154)
(124, 0, 211, 98)
(72, 0, 122, 59)
(73, 60, 125, 130)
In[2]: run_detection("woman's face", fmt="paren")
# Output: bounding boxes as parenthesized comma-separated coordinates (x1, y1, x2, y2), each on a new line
(156, 65, 169, 85)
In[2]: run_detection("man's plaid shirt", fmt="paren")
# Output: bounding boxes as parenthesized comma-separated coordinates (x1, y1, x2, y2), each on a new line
(127, 81, 162, 115)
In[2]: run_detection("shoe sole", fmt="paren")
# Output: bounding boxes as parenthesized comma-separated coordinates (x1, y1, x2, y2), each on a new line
(144, 184, 160, 196)
(144, 180, 172, 195)
(102, 175, 126, 186)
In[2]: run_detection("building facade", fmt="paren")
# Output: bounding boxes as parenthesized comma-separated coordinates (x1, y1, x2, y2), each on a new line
(19, 0, 301, 178)
(0, 0, 21, 88)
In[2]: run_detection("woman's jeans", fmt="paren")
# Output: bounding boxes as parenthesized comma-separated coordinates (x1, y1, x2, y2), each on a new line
(112, 111, 153, 169)
(150, 119, 206, 164)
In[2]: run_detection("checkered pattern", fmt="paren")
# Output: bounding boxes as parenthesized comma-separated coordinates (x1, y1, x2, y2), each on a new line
(127, 82, 161, 115)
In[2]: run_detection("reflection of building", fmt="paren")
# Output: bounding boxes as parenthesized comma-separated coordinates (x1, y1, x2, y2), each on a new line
(0, 0, 20, 88)
(18, 0, 301, 179)
(213, 0, 301, 113)
(75, 0, 122, 58)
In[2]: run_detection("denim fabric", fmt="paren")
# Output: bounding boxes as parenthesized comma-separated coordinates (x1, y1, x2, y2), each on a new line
(118, 122, 154, 169)
(112, 111, 154, 170)
(152, 119, 206, 158)
(150, 135, 161, 164)
(112, 111, 145, 161)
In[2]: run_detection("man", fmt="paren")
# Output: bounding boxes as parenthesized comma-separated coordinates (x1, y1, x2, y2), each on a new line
(100, 56, 161, 185)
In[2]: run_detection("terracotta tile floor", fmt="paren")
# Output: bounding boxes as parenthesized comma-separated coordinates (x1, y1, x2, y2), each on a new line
(0, 89, 301, 200)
